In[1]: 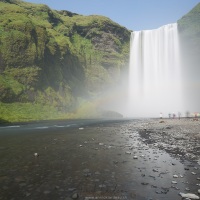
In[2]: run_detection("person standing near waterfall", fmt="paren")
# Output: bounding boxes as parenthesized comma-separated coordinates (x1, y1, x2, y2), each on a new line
(178, 112, 181, 120)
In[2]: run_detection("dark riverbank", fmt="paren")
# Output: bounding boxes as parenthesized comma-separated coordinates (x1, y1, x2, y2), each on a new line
(0, 119, 199, 200)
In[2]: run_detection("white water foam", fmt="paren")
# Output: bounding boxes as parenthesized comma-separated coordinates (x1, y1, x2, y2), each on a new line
(128, 23, 184, 117)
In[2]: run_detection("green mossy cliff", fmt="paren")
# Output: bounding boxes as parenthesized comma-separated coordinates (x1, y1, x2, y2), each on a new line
(0, 0, 130, 121)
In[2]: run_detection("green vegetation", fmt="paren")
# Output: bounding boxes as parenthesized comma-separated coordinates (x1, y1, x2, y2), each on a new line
(178, 3, 200, 55)
(178, 2, 200, 36)
(0, 102, 65, 122)
(0, 0, 130, 122)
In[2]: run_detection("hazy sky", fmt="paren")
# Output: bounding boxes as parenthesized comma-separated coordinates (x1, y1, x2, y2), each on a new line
(23, 0, 199, 31)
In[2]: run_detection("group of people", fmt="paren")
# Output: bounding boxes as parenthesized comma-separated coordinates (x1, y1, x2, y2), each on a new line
(159, 112, 182, 119)
(159, 112, 199, 119)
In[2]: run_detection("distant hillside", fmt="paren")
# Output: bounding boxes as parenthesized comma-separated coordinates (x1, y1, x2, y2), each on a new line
(178, 2, 200, 111)
(178, 2, 200, 56)
(0, 0, 130, 122)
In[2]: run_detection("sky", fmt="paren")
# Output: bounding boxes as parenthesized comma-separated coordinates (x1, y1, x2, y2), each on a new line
(23, 0, 200, 31)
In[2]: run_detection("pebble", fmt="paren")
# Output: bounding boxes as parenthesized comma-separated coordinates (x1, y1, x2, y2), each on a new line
(68, 188, 76, 192)
(172, 181, 178, 184)
(173, 175, 179, 178)
(72, 193, 78, 199)
(125, 151, 131, 154)
(133, 155, 138, 159)
(34, 153, 39, 157)
(198, 189, 200, 194)
(43, 190, 51, 194)
(179, 192, 200, 199)
(153, 169, 158, 172)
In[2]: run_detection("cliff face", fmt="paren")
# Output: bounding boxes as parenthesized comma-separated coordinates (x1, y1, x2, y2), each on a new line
(178, 3, 200, 111)
(178, 2, 200, 57)
(0, 0, 130, 119)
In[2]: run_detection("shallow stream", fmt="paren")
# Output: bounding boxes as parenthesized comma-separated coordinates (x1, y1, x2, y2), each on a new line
(0, 119, 199, 200)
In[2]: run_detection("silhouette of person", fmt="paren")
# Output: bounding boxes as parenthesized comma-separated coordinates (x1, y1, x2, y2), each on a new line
(178, 112, 181, 120)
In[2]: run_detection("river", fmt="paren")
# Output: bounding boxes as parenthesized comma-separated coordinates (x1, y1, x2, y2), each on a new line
(0, 119, 199, 200)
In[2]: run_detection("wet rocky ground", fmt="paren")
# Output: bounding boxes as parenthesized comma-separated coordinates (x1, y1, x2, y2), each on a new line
(0, 119, 200, 200)
(137, 118, 200, 162)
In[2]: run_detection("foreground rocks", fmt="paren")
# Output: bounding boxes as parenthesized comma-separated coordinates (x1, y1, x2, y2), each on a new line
(137, 118, 200, 163)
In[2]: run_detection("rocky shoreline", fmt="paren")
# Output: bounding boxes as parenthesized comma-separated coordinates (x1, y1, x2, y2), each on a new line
(136, 118, 200, 164)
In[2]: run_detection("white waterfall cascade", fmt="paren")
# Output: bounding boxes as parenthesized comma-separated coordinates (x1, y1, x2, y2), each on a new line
(128, 23, 184, 117)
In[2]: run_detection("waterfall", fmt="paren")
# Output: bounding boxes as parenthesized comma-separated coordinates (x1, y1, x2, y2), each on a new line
(128, 23, 184, 117)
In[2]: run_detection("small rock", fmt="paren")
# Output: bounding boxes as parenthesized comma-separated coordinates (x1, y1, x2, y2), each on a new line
(198, 189, 200, 194)
(173, 175, 179, 178)
(125, 151, 131, 155)
(68, 188, 76, 192)
(141, 182, 149, 185)
(34, 153, 39, 157)
(153, 169, 158, 172)
(179, 192, 200, 199)
(172, 163, 176, 165)
(43, 190, 51, 194)
(55, 186, 60, 190)
(133, 156, 138, 159)
(72, 193, 78, 199)
(192, 172, 197, 175)
(172, 181, 177, 184)
(99, 184, 106, 188)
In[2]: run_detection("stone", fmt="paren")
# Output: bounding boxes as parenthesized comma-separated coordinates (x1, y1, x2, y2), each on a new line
(179, 192, 199, 199)
(72, 193, 78, 199)
(34, 153, 39, 157)
(172, 181, 177, 184)
(133, 156, 138, 159)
